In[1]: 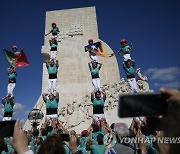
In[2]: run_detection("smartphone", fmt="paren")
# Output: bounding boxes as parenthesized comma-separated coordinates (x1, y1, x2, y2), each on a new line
(146, 116, 168, 131)
(0, 120, 16, 137)
(118, 93, 169, 118)
(60, 133, 70, 141)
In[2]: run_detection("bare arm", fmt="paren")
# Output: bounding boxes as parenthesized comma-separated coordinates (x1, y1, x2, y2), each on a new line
(56, 60, 59, 68)
(91, 92, 95, 102)
(98, 63, 102, 70)
(102, 91, 106, 101)
(42, 93, 48, 102)
(55, 92, 59, 99)
(88, 62, 91, 71)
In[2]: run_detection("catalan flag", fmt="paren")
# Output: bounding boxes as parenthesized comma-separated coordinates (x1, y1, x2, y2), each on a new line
(84, 41, 114, 57)
(3, 49, 29, 67)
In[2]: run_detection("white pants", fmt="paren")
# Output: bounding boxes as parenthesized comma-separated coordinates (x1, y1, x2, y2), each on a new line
(48, 79, 57, 95)
(3, 117, 12, 121)
(123, 54, 131, 61)
(46, 114, 58, 119)
(50, 51, 57, 60)
(89, 53, 98, 62)
(93, 114, 105, 121)
(7, 83, 16, 96)
(134, 117, 145, 125)
(46, 114, 58, 126)
(127, 78, 138, 93)
(92, 78, 101, 91)
(51, 35, 58, 39)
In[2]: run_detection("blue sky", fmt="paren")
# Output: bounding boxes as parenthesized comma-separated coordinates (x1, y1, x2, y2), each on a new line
(0, 0, 180, 122)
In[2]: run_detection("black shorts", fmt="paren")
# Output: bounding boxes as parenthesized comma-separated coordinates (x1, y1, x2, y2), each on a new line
(93, 106, 104, 114)
(47, 108, 57, 115)
(4, 112, 13, 117)
(51, 47, 57, 51)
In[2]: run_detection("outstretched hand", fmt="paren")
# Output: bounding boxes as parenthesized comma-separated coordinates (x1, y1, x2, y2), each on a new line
(10, 119, 29, 154)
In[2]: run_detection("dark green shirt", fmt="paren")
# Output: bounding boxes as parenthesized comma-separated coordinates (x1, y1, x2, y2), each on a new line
(119, 45, 132, 54)
(2, 99, 14, 112)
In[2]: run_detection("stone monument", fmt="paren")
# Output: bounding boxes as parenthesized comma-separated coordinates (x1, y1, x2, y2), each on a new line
(23, 7, 151, 131)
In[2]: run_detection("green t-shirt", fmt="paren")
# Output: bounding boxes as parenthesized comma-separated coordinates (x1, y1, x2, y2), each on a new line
(47, 65, 58, 74)
(8, 72, 17, 80)
(64, 144, 71, 154)
(123, 66, 135, 75)
(2, 100, 14, 112)
(92, 98, 105, 106)
(90, 144, 105, 154)
(90, 66, 100, 75)
(50, 42, 58, 48)
(92, 130, 105, 142)
(119, 45, 131, 54)
(50, 27, 60, 35)
(45, 98, 59, 108)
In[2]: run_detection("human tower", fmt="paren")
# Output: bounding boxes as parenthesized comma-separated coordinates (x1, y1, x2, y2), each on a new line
(1, 22, 140, 125)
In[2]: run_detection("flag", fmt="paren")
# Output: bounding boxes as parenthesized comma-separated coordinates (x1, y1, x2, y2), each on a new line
(84, 41, 114, 57)
(3, 49, 29, 67)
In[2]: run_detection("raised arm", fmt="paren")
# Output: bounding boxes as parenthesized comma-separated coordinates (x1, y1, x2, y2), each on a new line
(55, 60, 59, 68)
(102, 91, 106, 101)
(98, 63, 102, 70)
(2, 97, 6, 105)
(91, 91, 95, 102)
(46, 60, 50, 67)
(45, 31, 51, 36)
(42, 93, 48, 102)
(55, 92, 59, 100)
(88, 62, 92, 71)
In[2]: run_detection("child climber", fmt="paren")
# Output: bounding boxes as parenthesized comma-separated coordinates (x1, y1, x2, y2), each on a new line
(118, 39, 133, 61)
(45, 23, 60, 39)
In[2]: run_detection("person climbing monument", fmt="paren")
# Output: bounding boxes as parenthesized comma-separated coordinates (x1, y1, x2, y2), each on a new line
(91, 91, 106, 121)
(85, 39, 98, 62)
(46, 60, 58, 95)
(123, 59, 138, 93)
(2, 95, 15, 121)
(88, 61, 102, 92)
(7, 66, 17, 97)
(49, 38, 58, 61)
(42, 92, 59, 121)
(118, 39, 133, 61)
(45, 22, 60, 39)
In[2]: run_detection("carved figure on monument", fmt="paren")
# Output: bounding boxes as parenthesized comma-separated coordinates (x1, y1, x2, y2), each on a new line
(67, 101, 84, 128)
(46, 60, 58, 95)
(122, 60, 138, 93)
(88, 61, 102, 92)
(136, 68, 148, 81)
(45, 22, 60, 39)
(119, 78, 130, 93)
(118, 39, 133, 62)
(136, 68, 150, 92)
(58, 107, 67, 128)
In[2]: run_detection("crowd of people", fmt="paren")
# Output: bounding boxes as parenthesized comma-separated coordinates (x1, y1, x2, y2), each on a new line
(1, 23, 180, 154)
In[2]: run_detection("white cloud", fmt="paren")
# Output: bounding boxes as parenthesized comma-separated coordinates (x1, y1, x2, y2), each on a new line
(145, 67, 180, 81)
(14, 103, 25, 110)
(154, 81, 180, 89)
